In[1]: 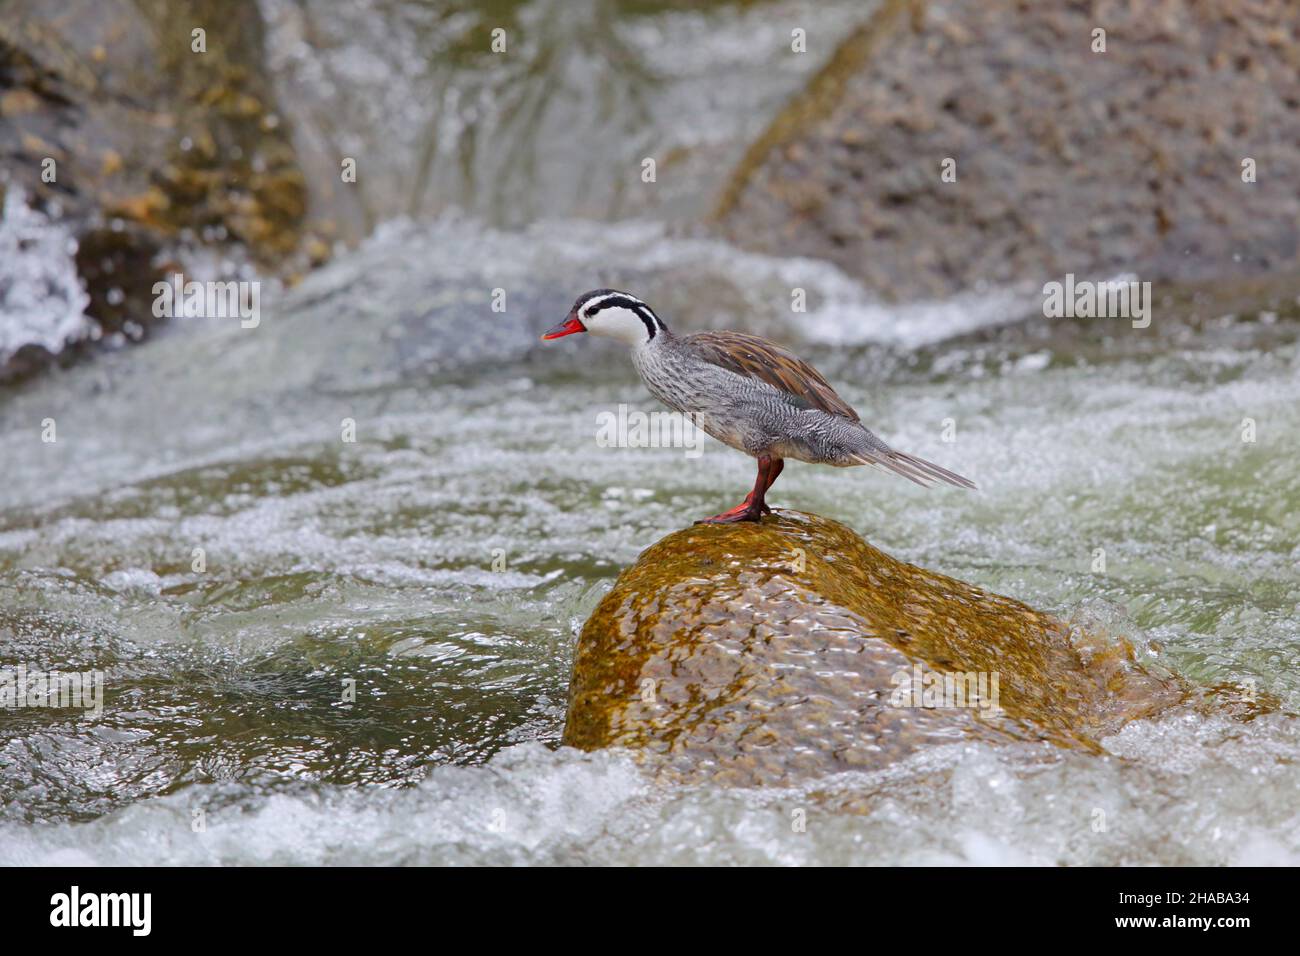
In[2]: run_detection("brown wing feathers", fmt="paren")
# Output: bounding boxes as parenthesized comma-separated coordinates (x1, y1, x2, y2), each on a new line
(685, 330, 861, 422)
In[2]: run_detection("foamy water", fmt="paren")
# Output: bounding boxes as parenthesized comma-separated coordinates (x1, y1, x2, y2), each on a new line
(1, 218, 1297, 864)
(0, 189, 93, 366)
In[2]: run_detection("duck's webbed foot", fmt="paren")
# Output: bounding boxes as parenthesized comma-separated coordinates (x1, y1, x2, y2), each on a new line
(693, 456, 781, 524)
(695, 492, 765, 524)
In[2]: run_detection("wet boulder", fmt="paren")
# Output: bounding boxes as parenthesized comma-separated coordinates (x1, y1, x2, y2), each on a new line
(562, 511, 1190, 786)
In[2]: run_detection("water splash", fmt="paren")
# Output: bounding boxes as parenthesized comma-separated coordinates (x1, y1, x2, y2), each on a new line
(1, 213, 1297, 863)
(0, 188, 92, 367)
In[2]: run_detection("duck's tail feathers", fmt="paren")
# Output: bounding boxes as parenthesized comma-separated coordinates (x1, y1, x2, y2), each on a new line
(849, 449, 977, 490)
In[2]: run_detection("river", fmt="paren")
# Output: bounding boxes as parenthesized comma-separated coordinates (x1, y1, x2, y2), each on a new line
(1, 0, 1298, 865)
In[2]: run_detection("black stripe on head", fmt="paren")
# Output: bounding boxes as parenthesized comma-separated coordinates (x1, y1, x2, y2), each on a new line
(575, 289, 665, 340)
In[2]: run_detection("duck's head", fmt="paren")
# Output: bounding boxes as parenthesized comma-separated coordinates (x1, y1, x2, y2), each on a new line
(541, 289, 666, 347)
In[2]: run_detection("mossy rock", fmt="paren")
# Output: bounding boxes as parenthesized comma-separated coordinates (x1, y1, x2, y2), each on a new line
(563, 511, 1191, 786)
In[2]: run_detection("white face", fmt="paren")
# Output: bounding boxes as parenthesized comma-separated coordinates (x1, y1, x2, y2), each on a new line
(579, 294, 660, 346)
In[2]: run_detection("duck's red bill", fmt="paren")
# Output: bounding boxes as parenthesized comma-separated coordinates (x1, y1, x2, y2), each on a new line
(541, 316, 585, 340)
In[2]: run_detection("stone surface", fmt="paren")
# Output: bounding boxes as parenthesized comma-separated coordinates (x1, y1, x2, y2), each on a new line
(0, 0, 317, 382)
(714, 0, 1300, 302)
(563, 511, 1193, 786)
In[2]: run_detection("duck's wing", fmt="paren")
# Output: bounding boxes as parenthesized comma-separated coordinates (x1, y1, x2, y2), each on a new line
(684, 329, 861, 422)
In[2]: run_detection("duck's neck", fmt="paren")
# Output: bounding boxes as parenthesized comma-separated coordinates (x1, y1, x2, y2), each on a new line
(634, 324, 672, 353)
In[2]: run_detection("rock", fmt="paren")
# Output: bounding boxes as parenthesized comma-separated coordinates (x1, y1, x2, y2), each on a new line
(563, 511, 1193, 786)
(0, 0, 317, 383)
(713, 0, 1300, 302)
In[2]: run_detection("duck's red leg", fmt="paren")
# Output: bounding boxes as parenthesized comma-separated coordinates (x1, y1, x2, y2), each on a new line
(695, 456, 774, 524)
(763, 458, 784, 505)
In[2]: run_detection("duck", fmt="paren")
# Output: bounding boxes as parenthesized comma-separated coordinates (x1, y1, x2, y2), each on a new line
(542, 289, 974, 523)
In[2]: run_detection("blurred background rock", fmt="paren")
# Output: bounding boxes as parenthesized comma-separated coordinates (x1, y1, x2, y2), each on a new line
(4, 0, 1296, 383)
(715, 0, 1300, 300)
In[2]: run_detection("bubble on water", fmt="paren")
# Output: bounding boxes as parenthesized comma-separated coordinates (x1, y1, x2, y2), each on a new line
(100, 568, 164, 596)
